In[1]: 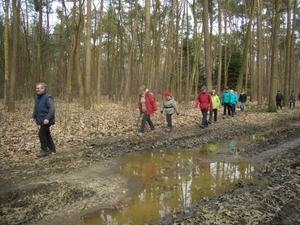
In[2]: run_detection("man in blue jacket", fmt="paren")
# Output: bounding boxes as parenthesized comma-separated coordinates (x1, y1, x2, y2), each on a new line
(30, 83, 56, 157)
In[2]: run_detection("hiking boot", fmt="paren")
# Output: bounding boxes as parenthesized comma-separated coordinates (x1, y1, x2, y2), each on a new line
(166, 127, 172, 132)
(50, 149, 56, 153)
(36, 150, 51, 157)
(199, 125, 205, 129)
(208, 121, 212, 124)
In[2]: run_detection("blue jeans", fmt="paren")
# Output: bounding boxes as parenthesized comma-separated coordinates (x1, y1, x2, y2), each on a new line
(240, 102, 245, 111)
(140, 113, 154, 133)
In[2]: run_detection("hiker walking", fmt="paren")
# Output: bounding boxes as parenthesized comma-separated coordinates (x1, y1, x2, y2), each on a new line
(137, 85, 158, 134)
(208, 89, 220, 123)
(195, 86, 213, 128)
(221, 86, 232, 118)
(30, 83, 56, 157)
(160, 91, 179, 132)
(239, 88, 247, 111)
(289, 91, 296, 109)
(230, 89, 238, 117)
(276, 90, 283, 109)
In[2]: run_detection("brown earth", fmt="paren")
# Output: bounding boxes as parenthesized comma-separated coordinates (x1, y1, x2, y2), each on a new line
(0, 100, 300, 225)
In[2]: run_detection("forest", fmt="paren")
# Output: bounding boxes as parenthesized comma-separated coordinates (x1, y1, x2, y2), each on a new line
(0, 0, 299, 111)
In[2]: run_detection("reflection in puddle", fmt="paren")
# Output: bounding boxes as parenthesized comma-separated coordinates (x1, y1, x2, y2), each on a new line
(70, 148, 260, 225)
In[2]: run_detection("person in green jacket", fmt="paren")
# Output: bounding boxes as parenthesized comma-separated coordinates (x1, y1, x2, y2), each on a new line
(209, 89, 221, 123)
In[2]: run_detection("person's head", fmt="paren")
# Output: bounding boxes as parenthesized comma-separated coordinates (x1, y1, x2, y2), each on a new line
(211, 89, 216, 95)
(292, 90, 294, 93)
(163, 92, 171, 98)
(241, 88, 245, 92)
(201, 86, 206, 93)
(277, 90, 280, 93)
(225, 86, 229, 91)
(139, 85, 147, 94)
(36, 83, 47, 95)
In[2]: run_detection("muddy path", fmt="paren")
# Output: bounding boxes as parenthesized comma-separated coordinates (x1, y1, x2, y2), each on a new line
(1, 108, 300, 225)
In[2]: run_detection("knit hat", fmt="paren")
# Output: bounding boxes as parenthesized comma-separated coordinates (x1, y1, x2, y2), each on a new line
(164, 92, 171, 97)
(201, 86, 206, 91)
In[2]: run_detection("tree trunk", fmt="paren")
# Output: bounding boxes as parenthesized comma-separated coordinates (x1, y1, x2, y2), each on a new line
(283, 0, 291, 106)
(84, 0, 92, 109)
(143, 0, 151, 86)
(235, 0, 255, 96)
(202, 0, 212, 91)
(257, 0, 263, 105)
(217, 0, 222, 95)
(269, 0, 282, 111)
(8, 0, 20, 112)
(3, 0, 10, 111)
(96, 0, 104, 104)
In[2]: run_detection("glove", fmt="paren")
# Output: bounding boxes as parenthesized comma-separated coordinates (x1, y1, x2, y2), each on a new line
(160, 111, 163, 114)
(177, 113, 179, 116)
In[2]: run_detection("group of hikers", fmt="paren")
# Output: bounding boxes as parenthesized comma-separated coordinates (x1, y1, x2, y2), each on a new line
(275, 90, 298, 110)
(30, 82, 298, 157)
(137, 85, 247, 134)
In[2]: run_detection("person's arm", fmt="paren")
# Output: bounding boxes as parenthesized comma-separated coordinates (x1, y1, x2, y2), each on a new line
(46, 97, 55, 120)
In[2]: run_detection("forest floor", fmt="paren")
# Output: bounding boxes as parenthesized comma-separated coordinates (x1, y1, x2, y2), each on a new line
(0, 99, 300, 225)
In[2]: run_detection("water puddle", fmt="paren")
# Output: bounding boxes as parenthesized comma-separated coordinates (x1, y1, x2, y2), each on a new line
(69, 131, 267, 225)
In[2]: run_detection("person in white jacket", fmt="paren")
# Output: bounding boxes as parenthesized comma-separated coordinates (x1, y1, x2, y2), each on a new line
(160, 92, 179, 132)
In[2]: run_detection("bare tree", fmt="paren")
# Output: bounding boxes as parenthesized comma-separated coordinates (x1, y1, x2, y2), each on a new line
(269, 0, 282, 111)
(257, 0, 263, 105)
(84, 0, 92, 109)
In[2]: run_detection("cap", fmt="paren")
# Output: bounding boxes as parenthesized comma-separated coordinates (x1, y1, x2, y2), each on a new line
(201, 86, 206, 91)
(164, 92, 171, 97)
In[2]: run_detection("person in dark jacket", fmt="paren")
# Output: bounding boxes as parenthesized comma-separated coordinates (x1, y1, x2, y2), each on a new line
(30, 83, 56, 157)
(276, 90, 283, 109)
(160, 91, 179, 132)
(289, 91, 296, 109)
(137, 85, 158, 134)
(195, 86, 213, 128)
(238, 88, 247, 111)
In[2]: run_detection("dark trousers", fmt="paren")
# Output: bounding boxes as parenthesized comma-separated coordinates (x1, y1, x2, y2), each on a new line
(166, 114, 173, 128)
(140, 113, 154, 133)
(231, 104, 236, 116)
(276, 101, 282, 109)
(39, 125, 56, 152)
(201, 108, 208, 126)
(223, 103, 231, 115)
(289, 101, 295, 108)
(209, 109, 218, 122)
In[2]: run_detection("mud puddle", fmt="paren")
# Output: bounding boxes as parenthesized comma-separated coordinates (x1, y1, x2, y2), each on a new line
(69, 132, 270, 225)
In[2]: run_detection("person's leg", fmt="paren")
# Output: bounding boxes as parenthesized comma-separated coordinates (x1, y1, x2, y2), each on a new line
(231, 104, 235, 116)
(223, 104, 227, 116)
(289, 102, 291, 109)
(146, 115, 155, 130)
(240, 102, 245, 111)
(46, 126, 56, 153)
(140, 113, 147, 133)
(208, 110, 213, 123)
(166, 114, 172, 128)
(37, 125, 51, 157)
(228, 104, 231, 115)
(201, 109, 208, 127)
(214, 109, 218, 122)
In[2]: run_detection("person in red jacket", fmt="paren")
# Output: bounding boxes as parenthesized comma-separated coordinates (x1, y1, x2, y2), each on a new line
(194, 86, 213, 128)
(137, 85, 158, 134)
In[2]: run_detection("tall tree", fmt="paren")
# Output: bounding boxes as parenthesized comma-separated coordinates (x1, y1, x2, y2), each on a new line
(235, 0, 256, 96)
(217, 0, 222, 95)
(84, 0, 92, 109)
(202, 0, 212, 91)
(284, 0, 291, 105)
(257, 0, 263, 105)
(8, 0, 20, 112)
(96, 0, 104, 104)
(143, 0, 151, 86)
(3, 0, 10, 111)
(269, 0, 282, 111)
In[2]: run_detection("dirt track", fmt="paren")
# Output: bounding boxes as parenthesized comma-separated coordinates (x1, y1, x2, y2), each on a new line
(0, 102, 300, 225)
